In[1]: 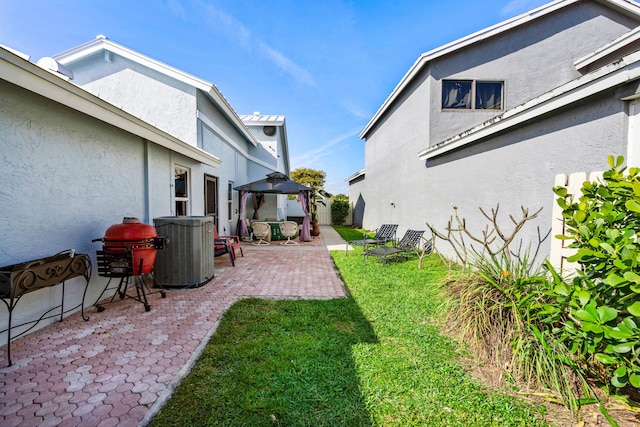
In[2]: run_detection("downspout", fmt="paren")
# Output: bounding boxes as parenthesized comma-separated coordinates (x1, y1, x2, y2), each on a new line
(143, 139, 150, 224)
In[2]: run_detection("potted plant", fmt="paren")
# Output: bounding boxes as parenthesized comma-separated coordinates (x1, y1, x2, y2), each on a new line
(290, 168, 332, 237)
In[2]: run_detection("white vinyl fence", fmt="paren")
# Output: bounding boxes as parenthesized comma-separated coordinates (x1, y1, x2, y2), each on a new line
(549, 171, 603, 275)
(315, 200, 352, 226)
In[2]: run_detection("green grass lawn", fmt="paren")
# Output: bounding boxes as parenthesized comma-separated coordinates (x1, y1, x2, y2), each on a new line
(151, 226, 551, 426)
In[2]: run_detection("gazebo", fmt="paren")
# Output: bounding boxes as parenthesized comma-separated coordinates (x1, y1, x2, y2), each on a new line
(234, 172, 313, 242)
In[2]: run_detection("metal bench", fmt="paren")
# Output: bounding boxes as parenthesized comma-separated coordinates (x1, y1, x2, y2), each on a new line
(347, 224, 398, 255)
(365, 230, 427, 266)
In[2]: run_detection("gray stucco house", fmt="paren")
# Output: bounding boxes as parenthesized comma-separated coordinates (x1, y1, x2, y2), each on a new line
(351, 0, 640, 262)
(0, 37, 291, 344)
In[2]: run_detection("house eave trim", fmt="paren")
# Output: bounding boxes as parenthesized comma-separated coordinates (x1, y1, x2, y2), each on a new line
(345, 169, 366, 183)
(1, 47, 221, 168)
(197, 110, 278, 172)
(53, 36, 258, 147)
(361, 0, 640, 140)
(574, 26, 640, 72)
(360, 0, 584, 139)
(419, 51, 640, 160)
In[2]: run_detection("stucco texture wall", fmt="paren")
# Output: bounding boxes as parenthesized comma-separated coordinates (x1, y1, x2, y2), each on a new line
(365, 89, 628, 263)
(0, 80, 179, 340)
(428, 2, 638, 146)
(70, 55, 198, 146)
(359, 2, 638, 262)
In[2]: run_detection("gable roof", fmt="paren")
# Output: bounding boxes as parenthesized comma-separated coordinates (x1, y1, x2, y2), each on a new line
(359, 0, 640, 140)
(52, 35, 258, 147)
(240, 113, 291, 175)
(0, 45, 221, 168)
(419, 46, 640, 160)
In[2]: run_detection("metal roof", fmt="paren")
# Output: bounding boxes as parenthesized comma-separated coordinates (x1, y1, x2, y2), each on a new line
(234, 172, 311, 194)
(240, 113, 286, 125)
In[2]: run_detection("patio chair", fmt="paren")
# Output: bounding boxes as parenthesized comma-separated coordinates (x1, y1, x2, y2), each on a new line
(279, 221, 299, 245)
(251, 221, 271, 245)
(214, 236, 235, 267)
(347, 224, 398, 254)
(214, 225, 243, 263)
(365, 229, 426, 266)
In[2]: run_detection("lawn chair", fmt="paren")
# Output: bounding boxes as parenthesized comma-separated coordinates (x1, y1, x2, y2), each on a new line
(214, 225, 243, 264)
(347, 224, 398, 255)
(365, 229, 425, 266)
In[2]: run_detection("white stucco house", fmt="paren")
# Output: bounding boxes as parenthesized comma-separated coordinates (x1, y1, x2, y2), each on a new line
(0, 37, 292, 346)
(51, 36, 293, 235)
(350, 0, 640, 262)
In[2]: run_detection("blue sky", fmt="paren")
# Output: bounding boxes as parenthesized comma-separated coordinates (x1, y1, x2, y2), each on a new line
(1, 0, 548, 195)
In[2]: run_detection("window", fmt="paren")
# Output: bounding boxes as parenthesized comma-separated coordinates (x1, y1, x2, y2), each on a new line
(227, 181, 234, 221)
(442, 79, 503, 110)
(174, 166, 189, 216)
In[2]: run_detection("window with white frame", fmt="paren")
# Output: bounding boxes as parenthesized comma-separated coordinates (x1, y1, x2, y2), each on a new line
(442, 79, 504, 110)
(227, 181, 234, 222)
(174, 166, 189, 216)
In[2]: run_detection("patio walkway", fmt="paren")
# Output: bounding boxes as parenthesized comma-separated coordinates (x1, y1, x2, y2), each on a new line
(0, 226, 349, 427)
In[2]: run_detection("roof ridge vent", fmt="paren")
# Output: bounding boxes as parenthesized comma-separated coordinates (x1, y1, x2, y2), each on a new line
(36, 57, 74, 80)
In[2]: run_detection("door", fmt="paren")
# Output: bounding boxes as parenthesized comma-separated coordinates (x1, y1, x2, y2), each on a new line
(205, 174, 218, 226)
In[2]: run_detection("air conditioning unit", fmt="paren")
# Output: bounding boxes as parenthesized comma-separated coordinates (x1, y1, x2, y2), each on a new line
(152, 216, 214, 288)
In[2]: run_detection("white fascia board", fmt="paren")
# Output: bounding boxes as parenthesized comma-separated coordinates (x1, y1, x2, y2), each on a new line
(197, 110, 279, 172)
(53, 36, 258, 147)
(419, 51, 640, 160)
(1, 48, 221, 168)
(574, 26, 640, 71)
(0, 43, 30, 61)
(345, 169, 365, 183)
(603, 0, 640, 17)
(279, 119, 291, 176)
(360, 0, 579, 140)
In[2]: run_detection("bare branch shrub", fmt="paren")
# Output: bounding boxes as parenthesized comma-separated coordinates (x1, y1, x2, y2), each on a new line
(426, 204, 544, 268)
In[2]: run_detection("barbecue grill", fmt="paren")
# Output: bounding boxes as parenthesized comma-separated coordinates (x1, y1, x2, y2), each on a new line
(93, 217, 167, 312)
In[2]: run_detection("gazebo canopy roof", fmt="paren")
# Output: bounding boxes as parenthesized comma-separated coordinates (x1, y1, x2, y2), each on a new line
(234, 172, 311, 194)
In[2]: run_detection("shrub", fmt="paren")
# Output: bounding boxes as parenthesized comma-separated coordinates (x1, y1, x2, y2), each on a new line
(331, 199, 349, 225)
(552, 155, 640, 390)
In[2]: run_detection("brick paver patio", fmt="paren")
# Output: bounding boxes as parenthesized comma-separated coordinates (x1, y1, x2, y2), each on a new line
(0, 227, 348, 426)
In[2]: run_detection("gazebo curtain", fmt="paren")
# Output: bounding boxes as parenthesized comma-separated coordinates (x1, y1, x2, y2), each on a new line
(252, 194, 265, 220)
(237, 190, 250, 239)
(297, 191, 311, 242)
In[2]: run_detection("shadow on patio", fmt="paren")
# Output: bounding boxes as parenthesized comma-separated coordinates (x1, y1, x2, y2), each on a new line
(0, 227, 350, 426)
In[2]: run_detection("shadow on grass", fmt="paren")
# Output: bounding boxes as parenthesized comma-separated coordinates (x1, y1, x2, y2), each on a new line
(151, 297, 378, 427)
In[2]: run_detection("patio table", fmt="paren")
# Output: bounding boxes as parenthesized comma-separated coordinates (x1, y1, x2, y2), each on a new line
(267, 222, 287, 241)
